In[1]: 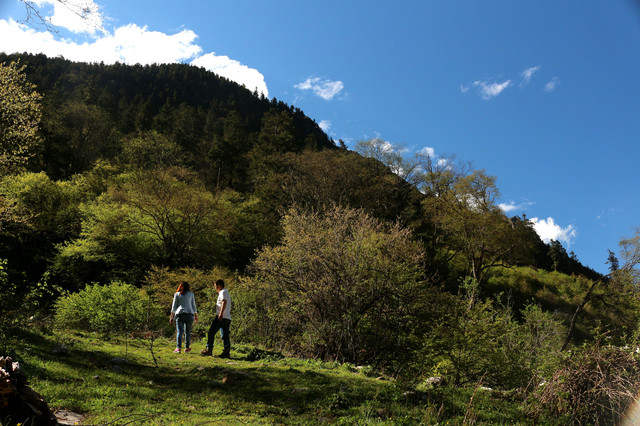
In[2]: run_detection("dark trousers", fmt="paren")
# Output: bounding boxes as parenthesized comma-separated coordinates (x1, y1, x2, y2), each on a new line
(207, 317, 231, 352)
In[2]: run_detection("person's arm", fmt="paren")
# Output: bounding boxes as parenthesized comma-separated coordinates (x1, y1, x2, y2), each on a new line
(218, 299, 227, 320)
(191, 293, 198, 322)
(170, 293, 177, 324)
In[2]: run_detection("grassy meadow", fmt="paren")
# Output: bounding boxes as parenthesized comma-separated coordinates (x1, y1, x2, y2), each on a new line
(3, 324, 548, 425)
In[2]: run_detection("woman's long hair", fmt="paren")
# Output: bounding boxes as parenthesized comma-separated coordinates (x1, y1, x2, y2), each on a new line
(176, 281, 190, 295)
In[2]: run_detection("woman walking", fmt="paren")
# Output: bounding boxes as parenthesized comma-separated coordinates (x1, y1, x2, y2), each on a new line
(170, 281, 198, 353)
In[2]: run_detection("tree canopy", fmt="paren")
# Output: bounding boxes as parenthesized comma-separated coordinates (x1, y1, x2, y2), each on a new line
(0, 61, 42, 175)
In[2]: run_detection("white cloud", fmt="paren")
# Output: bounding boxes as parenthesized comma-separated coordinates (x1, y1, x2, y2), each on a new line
(544, 77, 560, 92)
(378, 140, 394, 153)
(498, 202, 520, 213)
(191, 53, 268, 97)
(530, 217, 577, 246)
(0, 17, 269, 98)
(0, 20, 201, 64)
(418, 146, 435, 157)
(318, 120, 331, 132)
(109, 24, 203, 64)
(295, 77, 344, 100)
(436, 158, 450, 168)
(473, 80, 512, 100)
(32, 0, 105, 35)
(521, 66, 541, 85)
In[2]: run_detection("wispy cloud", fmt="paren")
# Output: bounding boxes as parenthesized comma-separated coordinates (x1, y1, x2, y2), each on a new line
(0, 4, 269, 97)
(521, 66, 541, 85)
(475, 80, 512, 100)
(295, 77, 344, 100)
(498, 201, 535, 213)
(544, 77, 560, 92)
(318, 120, 331, 132)
(530, 217, 577, 246)
(462, 66, 557, 99)
(461, 79, 512, 100)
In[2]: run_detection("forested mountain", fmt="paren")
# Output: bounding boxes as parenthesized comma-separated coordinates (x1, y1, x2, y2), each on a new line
(1, 54, 598, 264)
(1, 52, 333, 185)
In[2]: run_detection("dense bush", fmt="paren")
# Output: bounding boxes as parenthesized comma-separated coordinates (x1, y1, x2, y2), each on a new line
(54, 281, 164, 336)
(0, 259, 15, 334)
(236, 205, 441, 369)
(421, 279, 565, 389)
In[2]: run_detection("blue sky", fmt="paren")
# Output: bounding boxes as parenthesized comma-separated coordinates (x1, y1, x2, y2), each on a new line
(2, 0, 639, 273)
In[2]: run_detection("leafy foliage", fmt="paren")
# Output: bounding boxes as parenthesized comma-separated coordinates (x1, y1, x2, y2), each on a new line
(486, 266, 639, 342)
(55, 281, 164, 336)
(0, 61, 42, 175)
(118, 130, 187, 170)
(419, 167, 533, 284)
(422, 279, 565, 389)
(50, 168, 258, 287)
(237, 205, 437, 368)
(0, 259, 17, 334)
(0, 172, 84, 287)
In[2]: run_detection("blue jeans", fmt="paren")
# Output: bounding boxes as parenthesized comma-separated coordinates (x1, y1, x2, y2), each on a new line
(206, 317, 231, 352)
(175, 313, 194, 349)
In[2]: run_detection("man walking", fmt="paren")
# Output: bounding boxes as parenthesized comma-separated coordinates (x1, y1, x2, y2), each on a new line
(201, 279, 231, 358)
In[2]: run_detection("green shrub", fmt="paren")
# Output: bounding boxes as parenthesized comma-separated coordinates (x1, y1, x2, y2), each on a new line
(54, 281, 164, 336)
(421, 279, 566, 390)
(239, 205, 437, 368)
(0, 259, 17, 348)
(0, 259, 16, 329)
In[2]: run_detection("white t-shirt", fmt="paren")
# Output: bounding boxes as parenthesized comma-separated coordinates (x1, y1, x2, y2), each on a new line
(216, 288, 231, 320)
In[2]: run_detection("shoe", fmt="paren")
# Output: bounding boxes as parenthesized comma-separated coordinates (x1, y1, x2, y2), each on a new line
(185, 348, 192, 353)
(200, 348, 212, 356)
(174, 348, 181, 353)
(218, 351, 230, 359)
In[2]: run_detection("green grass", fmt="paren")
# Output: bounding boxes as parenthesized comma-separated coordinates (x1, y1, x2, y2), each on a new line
(4, 326, 548, 425)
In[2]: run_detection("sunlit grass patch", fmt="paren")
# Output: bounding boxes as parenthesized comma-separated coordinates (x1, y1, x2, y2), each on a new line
(4, 327, 546, 424)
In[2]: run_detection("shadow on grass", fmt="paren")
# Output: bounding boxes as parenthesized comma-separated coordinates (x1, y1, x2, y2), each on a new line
(6, 328, 543, 425)
(8, 328, 407, 422)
